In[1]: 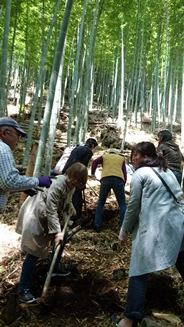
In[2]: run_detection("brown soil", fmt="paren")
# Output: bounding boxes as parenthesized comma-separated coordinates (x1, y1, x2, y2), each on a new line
(0, 107, 184, 327)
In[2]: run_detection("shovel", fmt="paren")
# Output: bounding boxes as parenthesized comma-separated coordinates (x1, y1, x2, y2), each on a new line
(38, 212, 71, 304)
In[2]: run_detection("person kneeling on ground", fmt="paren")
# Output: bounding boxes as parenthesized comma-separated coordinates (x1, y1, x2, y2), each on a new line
(16, 162, 88, 303)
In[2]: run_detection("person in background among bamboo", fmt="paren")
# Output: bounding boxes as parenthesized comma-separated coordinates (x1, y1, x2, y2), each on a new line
(16, 162, 88, 303)
(157, 130, 184, 185)
(117, 142, 184, 327)
(0, 117, 52, 213)
(91, 148, 127, 233)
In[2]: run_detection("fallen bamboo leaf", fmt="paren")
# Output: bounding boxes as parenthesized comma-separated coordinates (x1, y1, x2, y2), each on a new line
(152, 312, 181, 325)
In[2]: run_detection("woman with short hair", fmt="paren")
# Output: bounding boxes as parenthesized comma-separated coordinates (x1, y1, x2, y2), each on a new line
(16, 162, 88, 303)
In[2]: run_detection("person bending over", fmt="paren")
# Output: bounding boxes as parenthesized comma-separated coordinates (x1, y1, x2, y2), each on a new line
(91, 148, 127, 233)
(16, 162, 88, 303)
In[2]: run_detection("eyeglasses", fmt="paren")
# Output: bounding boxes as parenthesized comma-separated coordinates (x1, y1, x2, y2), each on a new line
(6, 129, 22, 140)
(67, 177, 83, 188)
(71, 179, 82, 187)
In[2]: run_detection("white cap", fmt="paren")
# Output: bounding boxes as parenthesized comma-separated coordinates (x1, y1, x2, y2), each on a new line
(109, 148, 120, 154)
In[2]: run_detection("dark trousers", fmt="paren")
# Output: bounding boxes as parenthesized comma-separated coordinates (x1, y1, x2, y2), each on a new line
(94, 176, 126, 227)
(71, 187, 82, 222)
(18, 233, 68, 293)
(171, 170, 182, 185)
(124, 250, 184, 322)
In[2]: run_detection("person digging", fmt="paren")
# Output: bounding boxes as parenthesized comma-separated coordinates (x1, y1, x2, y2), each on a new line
(16, 163, 88, 303)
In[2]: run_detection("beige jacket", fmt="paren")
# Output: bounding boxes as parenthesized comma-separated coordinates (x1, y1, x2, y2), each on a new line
(16, 175, 75, 259)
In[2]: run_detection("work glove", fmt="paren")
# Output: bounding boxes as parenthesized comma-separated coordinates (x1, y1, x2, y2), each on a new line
(118, 228, 128, 245)
(24, 188, 38, 197)
(38, 176, 52, 188)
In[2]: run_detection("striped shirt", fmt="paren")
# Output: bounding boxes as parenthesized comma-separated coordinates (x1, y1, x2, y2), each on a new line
(0, 140, 39, 209)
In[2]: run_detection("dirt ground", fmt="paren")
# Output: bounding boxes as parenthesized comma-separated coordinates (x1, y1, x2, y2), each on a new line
(0, 108, 184, 327)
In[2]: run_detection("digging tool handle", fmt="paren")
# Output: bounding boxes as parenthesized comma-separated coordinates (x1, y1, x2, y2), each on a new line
(35, 187, 44, 192)
(82, 189, 87, 216)
(86, 182, 99, 196)
(41, 243, 61, 300)
(40, 213, 70, 301)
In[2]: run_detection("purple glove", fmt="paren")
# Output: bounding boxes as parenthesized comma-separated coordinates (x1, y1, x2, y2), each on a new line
(38, 176, 52, 188)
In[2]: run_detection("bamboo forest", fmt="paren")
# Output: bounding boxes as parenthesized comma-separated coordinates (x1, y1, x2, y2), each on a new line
(0, 0, 184, 327)
(1, 1, 184, 150)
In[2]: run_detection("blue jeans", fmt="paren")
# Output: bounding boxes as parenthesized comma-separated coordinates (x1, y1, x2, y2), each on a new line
(94, 176, 126, 227)
(124, 250, 184, 322)
(18, 233, 68, 293)
(124, 274, 149, 322)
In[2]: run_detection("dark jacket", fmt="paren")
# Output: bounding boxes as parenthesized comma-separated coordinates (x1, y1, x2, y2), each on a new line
(158, 140, 183, 172)
(62, 145, 93, 173)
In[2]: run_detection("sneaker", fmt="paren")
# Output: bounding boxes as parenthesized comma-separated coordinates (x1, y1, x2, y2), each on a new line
(94, 225, 101, 233)
(19, 291, 36, 303)
(52, 268, 71, 277)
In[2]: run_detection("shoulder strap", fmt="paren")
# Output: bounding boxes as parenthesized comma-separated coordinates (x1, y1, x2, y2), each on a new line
(151, 167, 179, 203)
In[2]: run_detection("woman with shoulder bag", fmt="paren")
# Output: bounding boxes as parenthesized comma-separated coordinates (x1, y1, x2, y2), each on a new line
(117, 142, 184, 327)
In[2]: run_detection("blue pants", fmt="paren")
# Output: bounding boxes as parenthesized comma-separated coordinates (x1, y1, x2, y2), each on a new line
(124, 250, 184, 322)
(18, 233, 68, 293)
(94, 176, 126, 227)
